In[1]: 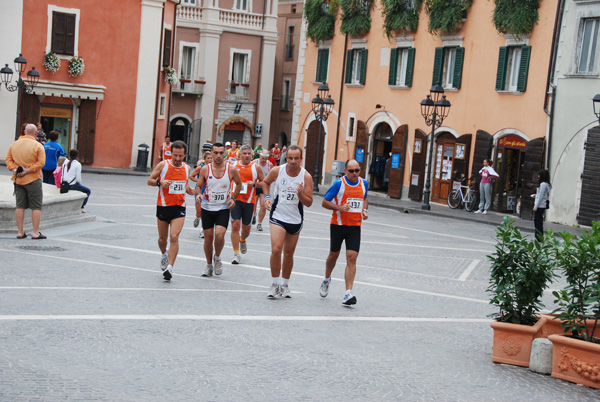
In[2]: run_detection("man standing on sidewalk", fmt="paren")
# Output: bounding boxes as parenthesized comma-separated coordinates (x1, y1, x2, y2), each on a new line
(5, 124, 47, 239)
(319, 159, 368, 306)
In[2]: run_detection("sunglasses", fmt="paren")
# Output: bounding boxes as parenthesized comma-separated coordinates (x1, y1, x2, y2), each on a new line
(346, 169, 360, 173)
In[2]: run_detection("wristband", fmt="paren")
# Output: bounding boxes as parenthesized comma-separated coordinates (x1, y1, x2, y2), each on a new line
(156, 179, 161, 187)
(264, 195, 272, 200)
(363, 209, 368, 212)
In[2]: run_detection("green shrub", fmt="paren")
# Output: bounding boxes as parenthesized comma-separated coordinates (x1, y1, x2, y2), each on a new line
(424, 0, 472, 35)
(380, 0, 423, 38)
(340, 0, 374, 37)
(304, 0, 339, 44)
(493, 0, 539, 37)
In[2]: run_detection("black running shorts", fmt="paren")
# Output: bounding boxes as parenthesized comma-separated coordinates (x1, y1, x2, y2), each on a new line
(231, 200, 254, 226)
(269, 217, 303, 235)
(201, 208, 230, 230)
(156, 205, 186, 223)
(330, 224, 361, 253)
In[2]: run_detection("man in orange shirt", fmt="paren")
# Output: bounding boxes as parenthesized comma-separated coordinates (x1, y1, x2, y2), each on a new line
(147, 141, 194, 281)
(160, 135, 172, 161)
(6, 124, 47, 239)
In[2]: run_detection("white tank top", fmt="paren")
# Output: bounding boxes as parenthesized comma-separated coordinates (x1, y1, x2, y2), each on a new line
(258, 161, 271, 177)
(202, 163, 232, 211)
(271, 164, 306, 225)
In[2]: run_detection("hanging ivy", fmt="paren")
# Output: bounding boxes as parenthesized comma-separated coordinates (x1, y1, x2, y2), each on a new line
(425, 0, 473, 35)
(381, 0, 423, 38)
(493, 0, 539, 37)
(340, 0, 374, 37)
(304, 0, 339, 44)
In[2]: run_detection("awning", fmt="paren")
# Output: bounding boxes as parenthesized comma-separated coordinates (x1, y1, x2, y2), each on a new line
(32, 80, 106, 100)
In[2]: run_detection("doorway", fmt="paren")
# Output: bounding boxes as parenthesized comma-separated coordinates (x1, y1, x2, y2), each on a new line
(493, 146, 526, 213)
(169, 117, 190, 144)
(369, 123, 393, 193)
(431, 132, 456, 202)
(40, 105, 73, 152)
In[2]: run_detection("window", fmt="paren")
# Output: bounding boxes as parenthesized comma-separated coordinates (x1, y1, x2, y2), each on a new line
(286, 25, 295, 61)
(162, 29, 172, 68)
(182, 0, 197, 4)
(232, 53, 248, 83)
(180, 46, 196, 91)
(281, 79, 291, 111)
(315, 48, 329, 83)
(347, 113, 357, 141)
(578, 18, 600, 74)
(431, 47, 464, 89)
(158, 94, 167, 119)
(495, 46, 531, 92)
(51, 11, 76, 55)
(388, 47, 415, 87)
(234, 0, 249, 12)
(230, 51, 250, 97)
(345, 48, 368, 85)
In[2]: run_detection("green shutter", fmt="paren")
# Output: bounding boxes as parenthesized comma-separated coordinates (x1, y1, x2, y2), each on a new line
(345, 49, 353, 84)
(405, 47, 415, 87)
(388, 48, 398, 85)
(452, 46, 464, 89)
(315, 50, 322, 82)
(432, 47, 443, 86)
(316, 49, 329, 83)
(517, 46, 531, 92)
(495, 47, 508, 91)
(360, 49, 368, 85)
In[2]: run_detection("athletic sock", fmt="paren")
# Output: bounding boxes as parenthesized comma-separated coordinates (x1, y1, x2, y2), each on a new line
(345, 289, 352, 295)
(323, 276, 331, 282)
(240, 238, 246, 243)
(215, 255, 221, 261)
(272, 276, 280, 284)
(234, 249, 239, 254)
(281, 278, 289, 286)
(167, 264, 173, 271)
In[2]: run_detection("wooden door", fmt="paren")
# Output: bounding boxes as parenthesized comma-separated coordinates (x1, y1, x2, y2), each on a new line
(472, 130, 494, 183)
(432, 134, 456, 202)
(78, 100, 96, 164)
(355, 120, 368, 178)
(520, 138, 545, 219)
(579, 126, 600, 226)
(305, 120, 324, 185)
(388, 124, 408, 199)
(408, 129, 428, 201)
(20, 94, 41, 134)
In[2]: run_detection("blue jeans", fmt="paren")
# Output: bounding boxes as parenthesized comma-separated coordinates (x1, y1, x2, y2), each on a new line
(69, 183, 91, 208)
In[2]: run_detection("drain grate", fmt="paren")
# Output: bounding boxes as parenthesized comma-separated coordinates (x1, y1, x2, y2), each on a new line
(17, 245, 66, 252)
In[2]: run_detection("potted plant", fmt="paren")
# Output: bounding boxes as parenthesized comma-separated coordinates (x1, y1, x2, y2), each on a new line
(165, 67, 178, 85)
(340, 0, 374, 37)
(424, 0, 472, 35)
(380, 0, 423, 38)
(548, 223, 600, 389)
(487, 217, 556, 367)
(304, 0, 338, 44)
(43, 52, 60, 73)
(68, 56, 85, 77)
(493, 0, 539, 38)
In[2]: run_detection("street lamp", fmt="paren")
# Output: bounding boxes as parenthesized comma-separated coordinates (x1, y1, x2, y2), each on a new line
(1, 54, 40, 139)
(593, 94, 600, 125)
(311, 82, 335, 192)
(420, 83, 451, 210)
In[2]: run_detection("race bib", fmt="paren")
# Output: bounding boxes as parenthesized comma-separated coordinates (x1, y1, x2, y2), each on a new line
(240, 183, 249, 194)
(169, 181, 186, 195)
(346, 197, 363, 213)
(280, 187, 298, 204)
(209, 190, 228, 203)
(164, 150, 171, 156)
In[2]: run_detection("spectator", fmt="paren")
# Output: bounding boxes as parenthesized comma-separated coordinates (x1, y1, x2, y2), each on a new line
(36, 123, 46, 144)
(41, 130, 66, 185)
(62, 149, 92, 212)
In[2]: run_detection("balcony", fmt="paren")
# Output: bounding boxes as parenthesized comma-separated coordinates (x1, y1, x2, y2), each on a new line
(228, 81, 249, 99)
(285, 44, 294, 61)
(173, 78, 205, 96)
(177, 4, 265, 31)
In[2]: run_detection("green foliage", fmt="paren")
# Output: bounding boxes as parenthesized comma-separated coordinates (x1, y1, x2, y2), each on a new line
(551, 222, 600, 342)
(487, 217, 556, 326)
(380, 0, 423, 38)
(304, 0, 339, 44)
(493, 0, 539, 37)
(340, 0, 374, 37)
(424, 0, 473, 35)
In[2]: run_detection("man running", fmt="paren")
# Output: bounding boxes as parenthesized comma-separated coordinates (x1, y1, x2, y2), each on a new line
(262, 145, 313, 298)
(230, 145, 264, 264)
(160, 135, 172, 161)
(147, 140, 194, 281)
(319, 159, 368, 306)
(255, 150, 274, 231)
(227, 140, 239, 164)
(195, 143, 242, 277)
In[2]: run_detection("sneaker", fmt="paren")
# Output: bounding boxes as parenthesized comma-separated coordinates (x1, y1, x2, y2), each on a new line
(160, 253, 168, 271)
(280, 283, 291, 298)
(163, 266, 173, 281)
(81, 208, 87, 214)
(252, 215, 256, 225)
(232, 253, 241, 265)
(240, 241, 247, 254)
(319, 280, 330, 298)
(202, 264, 213, 277)
(193, 217, 200, 228)
(267, 282, 280, 298)
(257, 223, 263, 232)
(474, 210, 482, 214)
(199, 228, 204, 238)
(342, 293, 357, 306)
(214, 256, 223, 275)
(482, 210, 488, 215)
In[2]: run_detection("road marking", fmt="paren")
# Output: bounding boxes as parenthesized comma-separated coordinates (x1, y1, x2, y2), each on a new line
(87, 204, 155, 207)
(458, 259, 480, 281)
(0, 286, 267, 293)
(0, 314, 491, 323)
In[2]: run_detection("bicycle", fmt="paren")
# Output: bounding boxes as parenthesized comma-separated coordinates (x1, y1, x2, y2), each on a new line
(448, 178, 478, 212)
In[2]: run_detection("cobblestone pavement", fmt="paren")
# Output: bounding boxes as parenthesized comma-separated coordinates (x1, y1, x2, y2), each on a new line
(0, 171, 598, 401)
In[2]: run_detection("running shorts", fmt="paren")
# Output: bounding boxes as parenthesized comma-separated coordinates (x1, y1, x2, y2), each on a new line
(201, 208, 230, 230)
(157, 205, 186, 223)
(231, 200, 254, 226)
(270, 217, 303, 235)
(330, 224, 361, 253)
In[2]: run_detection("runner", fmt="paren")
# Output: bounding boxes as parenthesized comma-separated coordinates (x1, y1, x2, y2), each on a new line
(271, 142, 281, 165)
(195, 143, 242, 277)
(255, 150, 274, 231)
(160, 135, 172, 161)
(318, 159, 368, 306)
(230, 145, 264, 264)
(227, 140, 240, 164)
(189, 151, 213, 238)
(147, 140, 193, 281)
(262, 145, 313, 298)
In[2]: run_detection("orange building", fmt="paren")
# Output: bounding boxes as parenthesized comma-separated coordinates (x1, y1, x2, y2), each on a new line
(296, 0, 557, 216)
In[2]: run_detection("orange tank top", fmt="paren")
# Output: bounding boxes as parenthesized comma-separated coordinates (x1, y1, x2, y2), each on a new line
(162, 143, 172, 160)
(234, 160, 258, 204)
(156, 160, 189, 207)
(330, 176, 367, 226)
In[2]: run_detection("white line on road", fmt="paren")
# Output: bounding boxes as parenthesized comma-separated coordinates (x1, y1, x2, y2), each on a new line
(0, 286, 267, 293)
(458, 259, 481, 282)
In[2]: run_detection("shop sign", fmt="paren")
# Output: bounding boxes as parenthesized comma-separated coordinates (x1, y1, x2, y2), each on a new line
(498, 135, 527, 149)
(41, 106, 72, 119)
(356, 148, 364, 163)
(391, 154, 400, 169)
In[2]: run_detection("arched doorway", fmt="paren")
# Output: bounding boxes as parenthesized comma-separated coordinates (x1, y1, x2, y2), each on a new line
(305, 120, 325, 186)
(369, 122, 393, 193)
(169, 117, 190, 144)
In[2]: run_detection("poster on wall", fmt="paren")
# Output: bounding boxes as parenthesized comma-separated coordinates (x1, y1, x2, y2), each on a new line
(391, 154, 400, 169)
(411, 174, 419, 186)
(356, 148, 364, 163)
(455, 144, 465, 159)
(435, 145, 443, 179)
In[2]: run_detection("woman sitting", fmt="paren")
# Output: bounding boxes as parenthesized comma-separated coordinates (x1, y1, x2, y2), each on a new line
(62, 149, 91, 212)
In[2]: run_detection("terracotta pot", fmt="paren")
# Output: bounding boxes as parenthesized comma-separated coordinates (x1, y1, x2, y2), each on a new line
(537, 314, 570, 338)
(548, 334, 600, 389)
(491, 317, 546, 367)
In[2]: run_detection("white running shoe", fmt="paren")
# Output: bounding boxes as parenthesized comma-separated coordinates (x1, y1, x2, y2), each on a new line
(474, 210, 482, 214)
(240, 241, 247, 254)
(257, 223, 263, 232)
(280, 283, 291, 298)
(482, 210, 488, 215)
(267, 282, 279, 298)
(214, 256, 223, 275)
(163, 266, 173, 281)
(232, 254, 241, 265)
(202, 264, 213, 277)
(199, 228, 204, 238)
(319, 280, 330, 298)
(160, 252, 168, 271)
(193, 217, 200, 228)
(342, 292, 357, 306)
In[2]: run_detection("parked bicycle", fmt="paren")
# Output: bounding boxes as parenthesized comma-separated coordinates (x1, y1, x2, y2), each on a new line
(448, 177, 478, 212)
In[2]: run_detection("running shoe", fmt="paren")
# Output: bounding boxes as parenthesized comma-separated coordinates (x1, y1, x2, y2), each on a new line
(202, 264, 213, 277)
(160, 252, 168, 271)
(240, 241, 247, 254)
(232, 254, 241, 264)
(474, 210, 482, 214)
(214, 256, 223, 275)
(267, 282, 280, 298)
(342, 293, 357, 306)
(163, 266, 173, 281)
(482, 210, 488, 215)
(193, 217, 200, 228)
(199, 228, 204, 238)
(319, 279, 330, 298)
(280, 283, 292, 298)
(257, 223, 263, 232)
(252, 215, 256, 225)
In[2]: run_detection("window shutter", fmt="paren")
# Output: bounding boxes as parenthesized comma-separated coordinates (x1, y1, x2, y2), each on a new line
(52, 12, 66, 54)
(360, 49, 368, 85)
(65, 14, 76, 55)
(432, 47, 443, 86)
(163, 29, 172, 68)
(345, 49, 354, 84)
(388, 48, 398, 85)
(452, 46, 464, 89)
(495, 47, 508, 91)
(517, 46, 531, 92)
(316, 49, 329, 83)
(316, 50, 323, 82)
(405, 47, 415, 87)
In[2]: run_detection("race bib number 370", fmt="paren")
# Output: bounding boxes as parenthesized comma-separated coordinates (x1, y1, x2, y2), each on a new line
(209, 191, 227, 203)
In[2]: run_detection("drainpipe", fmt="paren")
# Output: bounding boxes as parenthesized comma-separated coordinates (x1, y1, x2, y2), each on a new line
(543, 0, 565, 170)
(334, 34, 349, 160)
(165, 2, 178, 140)
(150, 3, 168, 168)
(254, 0, 268, 146)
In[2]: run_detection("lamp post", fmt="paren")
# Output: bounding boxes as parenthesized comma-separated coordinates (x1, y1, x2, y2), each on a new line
(311, 83, 335, 192)
(1, 54, 40, 140)
(593, 94, 600, 125)
(420, 83, 451, 210)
